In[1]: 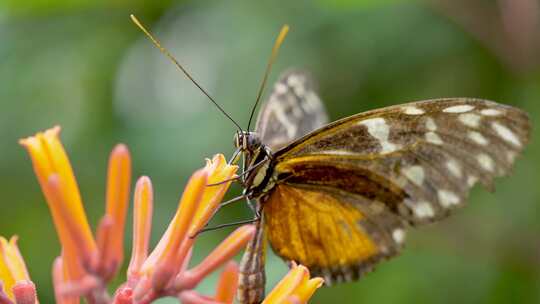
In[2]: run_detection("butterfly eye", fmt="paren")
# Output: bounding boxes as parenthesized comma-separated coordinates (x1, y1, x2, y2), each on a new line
(242, 133, 248, 150)
(246, 132, 261, 149)
(233, 132, 242, 149)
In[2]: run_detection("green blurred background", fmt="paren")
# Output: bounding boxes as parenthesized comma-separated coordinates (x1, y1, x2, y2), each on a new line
(1, 0, 539, 303)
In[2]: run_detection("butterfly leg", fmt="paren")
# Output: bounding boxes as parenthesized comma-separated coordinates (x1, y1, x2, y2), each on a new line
(193, 215, 261, 235)
(195, 194, 248, 231)
(246, 197, 262, 218)
(228, 147, 242, 165)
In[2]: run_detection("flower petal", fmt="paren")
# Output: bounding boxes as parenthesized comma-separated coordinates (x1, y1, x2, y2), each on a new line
(291, 277, 324, 303)
(263, 263, 323, 304)
(185, 225, 255, 287)
(127, 176, 153, 282)
(20, 127, 96, 279)
(189, 154, 238, 235)
(104, 144, 132, 271)
(262, 264, 305, 304)
(141, 169, 207, 289)
(214, 261, 239, 304)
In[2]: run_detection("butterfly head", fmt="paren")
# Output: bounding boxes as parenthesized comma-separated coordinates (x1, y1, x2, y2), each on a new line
(234, 131, 261, 152)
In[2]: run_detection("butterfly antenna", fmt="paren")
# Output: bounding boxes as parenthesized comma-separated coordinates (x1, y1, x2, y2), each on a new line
(246, 24, 289, 131)
(130, 14, 243, 131)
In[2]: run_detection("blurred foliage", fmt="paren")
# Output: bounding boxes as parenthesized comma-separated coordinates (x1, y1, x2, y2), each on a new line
(0, 0, 539, 303)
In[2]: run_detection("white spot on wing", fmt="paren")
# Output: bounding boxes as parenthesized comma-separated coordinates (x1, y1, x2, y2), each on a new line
(287, 75, 303, 87)
(468, 131, 489, 145)
(403, 106, 425, 115)
(467, 176, 478, 187)
(426, 132, 443, 145)
(413, 201, 435, 218)
(287, 75, 306, 96)
(303, 91, 322, 114)
(481, 108, 503, 116)
(443, 105, 475, 113)
(274, 83, 288, 95)
(492, 122, 521, 147)
(402, 166, 425, 186)
(425, 117, 437, 131)
(359, 118, 401, 153)
(392, 229, 406, 244)
(477, 153, 494, 172)
(438, 190, 460, 207)
(458, 113, 482, 128)
(294, 84, 306, 96)
(446, 159, 462, 178)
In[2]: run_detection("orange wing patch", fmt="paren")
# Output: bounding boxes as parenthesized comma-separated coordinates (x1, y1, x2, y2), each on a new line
(264, 184, 402, 283)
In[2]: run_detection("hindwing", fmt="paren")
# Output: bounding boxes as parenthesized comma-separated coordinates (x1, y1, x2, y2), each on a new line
(255, 70, 329, 150)
(263, 183, 404, 284)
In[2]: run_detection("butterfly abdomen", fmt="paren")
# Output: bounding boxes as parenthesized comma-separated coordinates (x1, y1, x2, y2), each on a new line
(238, 215, 267, 304)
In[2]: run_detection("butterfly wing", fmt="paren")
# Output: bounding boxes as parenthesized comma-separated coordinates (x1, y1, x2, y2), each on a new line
(263, 98, 530, 284)
(264, 183, 405, 284)
(255, 70, 329, 151)
(273, 98, 531, 225)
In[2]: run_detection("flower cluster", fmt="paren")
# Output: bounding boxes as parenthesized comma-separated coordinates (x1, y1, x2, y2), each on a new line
(0, 126, 324, 304)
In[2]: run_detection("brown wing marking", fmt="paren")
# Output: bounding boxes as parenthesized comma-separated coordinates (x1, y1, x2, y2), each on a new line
(263, 183, 404, 284)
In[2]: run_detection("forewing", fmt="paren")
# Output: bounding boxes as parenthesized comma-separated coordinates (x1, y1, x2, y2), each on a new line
(264, 183, 405, 284)
(255, 70, 329, 151)
(274, 99, 531, 224)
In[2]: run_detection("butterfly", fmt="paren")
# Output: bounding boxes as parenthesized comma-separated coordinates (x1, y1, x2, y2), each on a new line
(128, 16, 531, 304)
(235, 70, 531, 303)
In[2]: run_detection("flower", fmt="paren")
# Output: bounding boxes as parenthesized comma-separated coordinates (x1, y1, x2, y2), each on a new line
(119, 155, 257, 304)
(0, 236, 37, 304)
(263, 263, 324, 304)
(126, 176, 153, 283)
(20, 126, 131, 302)
(19, 127, 98, 280)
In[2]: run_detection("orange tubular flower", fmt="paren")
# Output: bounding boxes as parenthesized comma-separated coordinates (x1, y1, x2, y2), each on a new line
(214, 261, 239, 303)
(263, 263, 324, 304)
(20, 126, 132, 304)
(122, 155, 258, 304)
(127, 176, 153, 283)
(139, 155, 238, 280)
(19, 127, 97, 279)
(96, 144, 132, 280)
(0, 236, 37, 304)
(140, 169, 207, 289)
